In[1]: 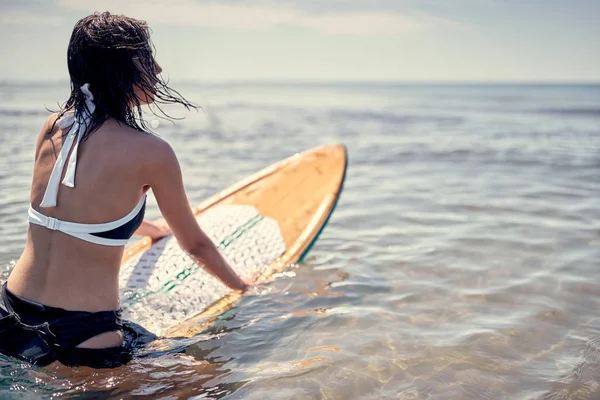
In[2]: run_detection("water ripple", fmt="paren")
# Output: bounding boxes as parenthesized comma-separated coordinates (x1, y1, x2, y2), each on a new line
(0, 83, 599, 398)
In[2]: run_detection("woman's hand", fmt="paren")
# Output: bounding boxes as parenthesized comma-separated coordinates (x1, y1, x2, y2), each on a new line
(152, 218, 172, 237)
(134, 219, 172, 240)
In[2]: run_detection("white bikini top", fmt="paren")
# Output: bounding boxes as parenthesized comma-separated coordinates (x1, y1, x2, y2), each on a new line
(28, 83, 146, 246)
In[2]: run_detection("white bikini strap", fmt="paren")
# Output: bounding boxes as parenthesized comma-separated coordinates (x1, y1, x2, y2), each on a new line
(39, 83, 96, 207)
(29, 195, 146, 234)
(39, 120, 78, 207)
(28, 195, 146, 247)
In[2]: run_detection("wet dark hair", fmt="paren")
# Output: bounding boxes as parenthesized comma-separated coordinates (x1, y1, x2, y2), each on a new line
(51, 11, 196, 139)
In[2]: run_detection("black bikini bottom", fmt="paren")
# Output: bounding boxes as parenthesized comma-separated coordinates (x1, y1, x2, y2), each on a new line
(0, 283, 137, 368)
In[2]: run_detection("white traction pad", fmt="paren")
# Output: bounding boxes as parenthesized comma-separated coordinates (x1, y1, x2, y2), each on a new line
(119, 205, 286, 335)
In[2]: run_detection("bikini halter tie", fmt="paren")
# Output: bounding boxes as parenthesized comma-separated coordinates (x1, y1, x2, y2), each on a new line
(39, 83, 95, 208)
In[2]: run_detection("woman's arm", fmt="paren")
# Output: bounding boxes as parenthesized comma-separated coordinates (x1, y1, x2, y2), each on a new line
(143, 139, 249, 292)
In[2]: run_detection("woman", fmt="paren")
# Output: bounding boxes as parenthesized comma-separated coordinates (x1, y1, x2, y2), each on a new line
(0, 12, 249, 368)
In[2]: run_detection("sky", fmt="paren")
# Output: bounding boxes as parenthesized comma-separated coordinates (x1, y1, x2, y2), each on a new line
(0, 0, 599, 83)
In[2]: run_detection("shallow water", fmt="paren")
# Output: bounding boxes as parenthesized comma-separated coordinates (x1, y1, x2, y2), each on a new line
(0, 82, 599, 399)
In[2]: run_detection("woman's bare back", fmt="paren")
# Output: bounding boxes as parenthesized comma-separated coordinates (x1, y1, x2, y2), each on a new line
(8, 116, 157, 313)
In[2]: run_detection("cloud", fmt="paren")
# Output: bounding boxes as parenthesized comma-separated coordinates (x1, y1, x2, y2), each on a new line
(0, 11, 65, 26)
(302, 12, 463, 35)
(55, 0, 463, 35)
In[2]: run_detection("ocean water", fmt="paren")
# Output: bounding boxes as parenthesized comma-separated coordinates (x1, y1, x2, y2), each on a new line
(0, 81, 599, 399)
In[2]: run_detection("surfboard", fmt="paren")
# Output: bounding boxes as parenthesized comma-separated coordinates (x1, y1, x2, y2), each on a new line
(118, 143, 347, 339)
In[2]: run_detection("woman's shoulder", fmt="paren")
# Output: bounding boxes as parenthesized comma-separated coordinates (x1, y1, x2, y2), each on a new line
(113, 122, 171, 149)
(40, 112, 61, 135)
(37, 111, 73, 140)
(107, 121, 177, 164)
(34, 112, 62, 152)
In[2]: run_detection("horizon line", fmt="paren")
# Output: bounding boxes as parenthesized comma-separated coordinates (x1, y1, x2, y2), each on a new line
(1, 78, 599, 87)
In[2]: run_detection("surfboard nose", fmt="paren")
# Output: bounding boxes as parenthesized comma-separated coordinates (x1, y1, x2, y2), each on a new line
(306, 143, 348, 160)
(300, 143, 348, 178)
